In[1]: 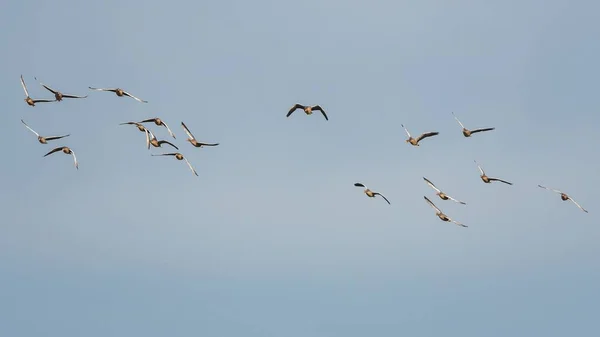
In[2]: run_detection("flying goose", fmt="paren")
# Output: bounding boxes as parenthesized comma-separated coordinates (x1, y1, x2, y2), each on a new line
(21, 75, 55, 106)
(119, 121, 147, 133)
(452, 112, 495, 137)
(286, 104, 328, 121)
(88, 86, 147, 103)
(423, 177, 466, 205)
(44, 146, 78, 169)
(424, 196, 467, 227)
(21, 119, 70, 144)
(34, 77, 87, 101)
(538, 185, 588, 213)
(401, 124, 439, 146)
(181, 122, 219, 148)
(475, 160, 512, 185)
(353, 183, 390, 205)
(139, 118, 175, 139)
(145, 129, 178, 150)
(151, 152, 198, 176)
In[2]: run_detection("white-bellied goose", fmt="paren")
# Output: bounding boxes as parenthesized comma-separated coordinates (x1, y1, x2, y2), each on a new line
(151, 152, 198, 176)
(88, 86, 147, 103)
(354, 183, 390, 205)
(21, 75, 55, 106)
(424, 196, 467, 227)
(538, 185, 588, 213)
(35, 77, 87, 101)
(139, 118, 175, 139)
(21, 119, 70, 144)
(452, 112, 495, 137)
(286, 104, 328, 121)
(423, 177, 466, 205)
(401, 124, 439, 146)
(44, 146, 78, 169)
(475, 160, 512, 185)
(181, 122, 219, 148)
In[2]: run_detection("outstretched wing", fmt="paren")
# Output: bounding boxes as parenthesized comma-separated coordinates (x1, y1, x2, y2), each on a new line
(45, 134, 71, 141)
(568, 197, 588, 213)
(123, 91, 148, 103)
(488, 177, 513, 185)
(449, 217, 467, 227)
(151, 153, 178, 157)
(400, 124, 411, 138)
(89, 87, 117, 92)
(373, 192, 391, 205)
(181, 122, 196, 140)
(20, 75, 30, 97)
(424, 196, 442, 213)
(416, 131, 439, 142)
(70, 150, 79, 169)
(452, 112, 465, 128)
(470, 127, 495, 134)
(34, 77, 58, 94)
(354, 182, 366, 188)
(423, 177, 441, 193)
(197, 142, 219, 147)
(538, 185, 563, 194)
(21, 119, 39, 137)
(161, 121, 176, 139)
(61, 94, 88, 99)
(159, 140, 179, 150)
(447, 195, 467, 205)
(145, 129, 151, 149)
(312, 105, 328, 121)
(183, 157, 199, 176)
(287, 104, 304, 117)
(44, 147, 64, 157)
(32, 99, 56, 103)
(474, 160, 485, 175)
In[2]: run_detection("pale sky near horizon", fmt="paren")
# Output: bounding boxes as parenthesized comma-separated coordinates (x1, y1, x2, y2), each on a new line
(1, 1, 599, 336)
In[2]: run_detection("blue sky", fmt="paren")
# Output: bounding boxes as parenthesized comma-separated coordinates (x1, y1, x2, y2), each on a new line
(1, 0, 599, 336)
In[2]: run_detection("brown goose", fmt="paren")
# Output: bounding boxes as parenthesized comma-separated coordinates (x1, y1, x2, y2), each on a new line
(181, 122, 219, 148)
(145, 129, 178, 150)
(21, 75, 55, 106)
(139, 118, 175, 139)
(35, 77, 87, 101)
(88, 86, 147, 103)
(44, 146, 78, 169)
(151, 152, 198, 176)
(119, 121, 147, 133)
(475, 160, 512, 185)
(538, 185, 588, 213)
(287, 104, 328, 121)
(21, 119, 70, 144)
(401, 124, 439, 146)
(452, 112, 495, 137)
(423, 177, 466, 205)
(424, 196, 467, 227)
(354, 183, 390, 205)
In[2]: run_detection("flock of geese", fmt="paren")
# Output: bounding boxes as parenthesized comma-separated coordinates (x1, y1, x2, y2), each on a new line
(19, 74, 589, 228)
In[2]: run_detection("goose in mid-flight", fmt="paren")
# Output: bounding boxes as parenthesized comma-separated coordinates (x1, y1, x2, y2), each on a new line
(401, 124, 439, 146)
(34, 77, 87, 101)
(145, 129, 178, 150)
(88, 86, 147, 103)
(21, 119, 70, 144)
(44, 146, 78, 169)
(353, 183, 390, 205)
(151, 152, 198, 176)
(139, 118, 175, 139)
(424, 196, 467, 227)
(452, 112, 495, 137)
(286, 104, 328, 121)
(538, 185, 588, 213)
(475, 160, 513, 185)
(423, 177, 466, 205)
(181, 122, 219, 148)
(21, 75, 55, 106)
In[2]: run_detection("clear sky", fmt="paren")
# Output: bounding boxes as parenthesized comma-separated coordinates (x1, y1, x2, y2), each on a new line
(1, 0, 599, 336)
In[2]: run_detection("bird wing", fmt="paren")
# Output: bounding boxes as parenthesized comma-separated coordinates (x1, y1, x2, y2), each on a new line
(424, 196, 442, 213)
(151, 153, 178, 157)
(568, 197, 588, 213)
(449, 218, 467, 227)
(181, 122, 196, 140)
(70, 150, 79, 169)
(32, 99, 57, 103)
(44, 147, 64, 157)
(447, 195, 467, 205)
(470, 127, 495, 134)
(138, 118, 155, 123)
(123, 91, 148, 103)
(287, 104, 304, 117)
(538, 185, 563, 194)
(21, 119, 39, 137)
(197, 142, 219, 147)
(373, 192, 391, 205)
(88, 87, 116, 92)
(312, 105, 328, 121)
(400, 124, 411, 138)
(162, 121, 176, 139)
(145, 129, 151, 149)
(423, 177, 441, 193)
(416, 132, 439, 142)
(20, 75, 29, 97)
(183, 157, 199, 176)
(61, 94, 88, 99)
(159, 140, 179, 150)
(488, 177, 513, 185)
(34, 77, 58, 94)
(354, 182, 366, 188)
(44, 134, 71, 141)
(452, 112, 465, 128)
(474, 160, 485, 175)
